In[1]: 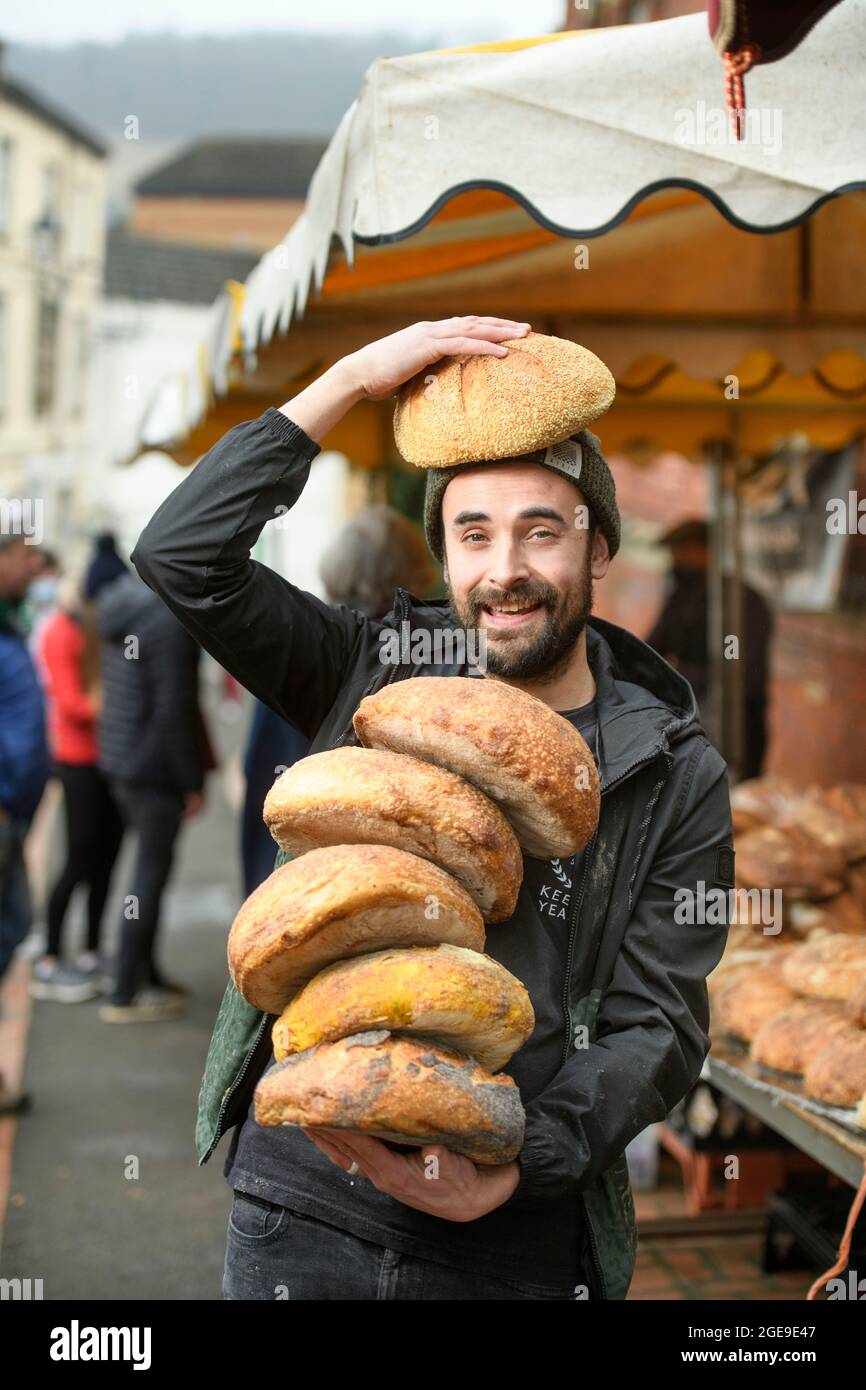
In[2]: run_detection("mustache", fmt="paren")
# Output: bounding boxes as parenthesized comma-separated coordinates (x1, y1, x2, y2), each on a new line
(465, 581, 560, 616)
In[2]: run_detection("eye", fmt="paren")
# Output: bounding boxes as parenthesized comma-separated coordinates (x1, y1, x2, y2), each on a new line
(528, 526, 557, 540)
(461, 530, 488, 544)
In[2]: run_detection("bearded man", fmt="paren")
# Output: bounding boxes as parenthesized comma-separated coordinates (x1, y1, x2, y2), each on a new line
(132, 317, 733, 1301)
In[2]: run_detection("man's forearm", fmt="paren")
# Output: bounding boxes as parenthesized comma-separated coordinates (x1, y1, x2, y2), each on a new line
(278, 357, 365, 444)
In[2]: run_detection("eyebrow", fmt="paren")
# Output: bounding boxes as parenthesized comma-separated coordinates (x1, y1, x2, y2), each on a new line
(451, 506, 568, 527)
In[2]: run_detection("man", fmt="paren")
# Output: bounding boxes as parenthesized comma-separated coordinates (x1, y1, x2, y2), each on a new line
(94, 564, 207, 1023)
(132, 316, 733, 1300)
(646, 519, 773, 779)
(0, 532, 49, 1111)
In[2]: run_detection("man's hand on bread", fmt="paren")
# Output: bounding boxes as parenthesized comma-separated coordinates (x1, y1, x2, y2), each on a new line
(345, 316, 531, 401)
(302, 1127, 520, 1220)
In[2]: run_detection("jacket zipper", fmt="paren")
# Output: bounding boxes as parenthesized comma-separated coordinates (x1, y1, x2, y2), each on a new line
(205, 591, 415, 1163)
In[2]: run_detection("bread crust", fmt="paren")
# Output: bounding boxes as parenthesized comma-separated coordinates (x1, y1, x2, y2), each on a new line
(254, 1030, 526, 1164)
(803, 1028, 866, 1108)
(734, 824, 847, 899)
(228, 844, 485, 1014)
(750, 999, 851, 1075)
(713, 954, 797, 1042)
(271, 943, 535, 1072)
(353, 675, 599, 859)
(781, 935, 866, 1001)
(392, 332, 615, 468)
(264, 746, 523, 922)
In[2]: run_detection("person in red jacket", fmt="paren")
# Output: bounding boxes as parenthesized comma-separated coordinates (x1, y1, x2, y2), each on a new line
(30, 561, 124, 1003)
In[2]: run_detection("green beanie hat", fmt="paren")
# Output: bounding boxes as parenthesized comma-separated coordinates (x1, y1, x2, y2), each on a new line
(422, 428, 620, 564)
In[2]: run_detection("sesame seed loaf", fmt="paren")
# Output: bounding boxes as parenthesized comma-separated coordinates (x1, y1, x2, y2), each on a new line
(392, 332, 615, 468)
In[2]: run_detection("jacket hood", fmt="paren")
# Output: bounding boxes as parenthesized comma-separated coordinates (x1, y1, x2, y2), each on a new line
(97, 570, 158, 639)
(387, 591, 702, 790)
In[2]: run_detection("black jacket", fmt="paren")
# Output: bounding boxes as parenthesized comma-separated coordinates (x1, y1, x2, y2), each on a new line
(96, 570, 204, 793)
(131, 407, 734, 1290)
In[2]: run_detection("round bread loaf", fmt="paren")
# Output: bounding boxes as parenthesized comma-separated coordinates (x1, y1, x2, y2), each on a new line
(750, 999, 851, 1075)
(228, 844, 485, 1014)
(392, 332, 615, 468)
(263, 746, 522, 922)
(730, 775, 803, 834)
(847, 975, 866, 1028)
(793, 785, 866, 863)
(353, 676, 599, 859)
(255, 1030, 525, 1164)
(781, 935, 866, 1001)
(271, 943, 534, 1073)
(713, 954, 797, 1042)
(803, 1027, 866, 1108)
(786, 891, 866, 938)
(734, 824, 847, 900)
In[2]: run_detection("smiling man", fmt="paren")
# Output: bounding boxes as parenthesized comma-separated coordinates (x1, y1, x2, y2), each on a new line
(131, 316, 733, 1302)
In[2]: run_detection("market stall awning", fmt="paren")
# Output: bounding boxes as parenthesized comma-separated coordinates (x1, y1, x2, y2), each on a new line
(237, 0, 864, 357)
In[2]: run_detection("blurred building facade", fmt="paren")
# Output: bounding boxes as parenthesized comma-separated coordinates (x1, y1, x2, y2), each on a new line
(0, 45, 107, 539)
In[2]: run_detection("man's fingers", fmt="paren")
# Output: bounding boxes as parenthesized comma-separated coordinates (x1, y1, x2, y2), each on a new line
(435, 336, 510, 357)
(433, 317, 530, 339)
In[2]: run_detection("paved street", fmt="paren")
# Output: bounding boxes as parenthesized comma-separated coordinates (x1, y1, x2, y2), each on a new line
(0, 692, 251, 1301)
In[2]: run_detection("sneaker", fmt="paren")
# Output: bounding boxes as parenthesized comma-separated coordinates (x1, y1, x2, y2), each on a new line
(98, 988, 186, 1024)
(75, 952, 115, 994)
(29, 959, 101, 1004)
(145, 975, 190, 1000)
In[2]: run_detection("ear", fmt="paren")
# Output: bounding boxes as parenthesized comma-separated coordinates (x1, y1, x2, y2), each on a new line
(590, 528, 611, 581)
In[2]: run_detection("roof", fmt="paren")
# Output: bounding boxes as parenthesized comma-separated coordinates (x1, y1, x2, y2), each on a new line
(135, 137, 330, 199)
(104, 227, 260, 305)
(1, 76, 106, 157)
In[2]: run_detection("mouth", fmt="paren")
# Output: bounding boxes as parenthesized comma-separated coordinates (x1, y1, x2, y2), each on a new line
(480, 599, 546, 630)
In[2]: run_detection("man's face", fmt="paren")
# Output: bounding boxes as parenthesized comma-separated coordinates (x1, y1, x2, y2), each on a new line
(442, 463, 611, 681)
(0, 539, 43, 602)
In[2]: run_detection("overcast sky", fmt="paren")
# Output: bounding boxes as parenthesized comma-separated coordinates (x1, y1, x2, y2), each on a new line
(4, 0, 566, 46)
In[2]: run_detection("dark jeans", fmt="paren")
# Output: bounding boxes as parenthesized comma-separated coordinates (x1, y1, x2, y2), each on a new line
(46, 764, 124, 958)
(0, 818, 31, 982)
(222, 1192, 586, 1301)
(109, 779, 186, 1004)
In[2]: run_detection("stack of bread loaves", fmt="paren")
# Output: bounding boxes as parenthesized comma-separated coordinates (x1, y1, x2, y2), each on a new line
(226, 331, 610, 1163)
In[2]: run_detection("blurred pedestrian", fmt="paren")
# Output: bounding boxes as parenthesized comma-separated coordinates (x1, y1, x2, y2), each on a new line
(0, 531, 49, 1111)
(30, 560, 124, 1003)
(94, 563, 208, 1023)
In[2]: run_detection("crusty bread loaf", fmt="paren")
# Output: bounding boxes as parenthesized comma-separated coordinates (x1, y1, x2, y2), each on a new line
(254, 1030, 525, 1164)
(803, 1028, 866, 1108)
(847, 976, 866, 1028)
(392, 332, 615, 468)
(263, 746, 522, 922)
(781, 935, 866, 1001)
(787, 892, 866, 938)
(750, 999, 851, 1075)
(730, 776, 804, 834)
(793, 784, 866, 863)
(353, 676, 599, 859)
(228, 845, 485, 1014)
(735, 824, 847, 900)
(271, 943, 534, 1073)
(713, 954, 797, 1042)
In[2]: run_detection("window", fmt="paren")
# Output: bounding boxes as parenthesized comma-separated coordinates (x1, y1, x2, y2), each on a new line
(34, 298, 60, 418)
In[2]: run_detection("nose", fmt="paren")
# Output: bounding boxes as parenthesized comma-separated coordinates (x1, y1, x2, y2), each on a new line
(483, 532, 532, 593)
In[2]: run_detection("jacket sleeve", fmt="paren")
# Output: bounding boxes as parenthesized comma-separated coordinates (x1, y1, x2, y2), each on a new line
(131, 407, 369, 741)
(503, 740, 733, 1206)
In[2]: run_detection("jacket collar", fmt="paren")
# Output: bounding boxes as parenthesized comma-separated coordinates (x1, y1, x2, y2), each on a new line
(392, 592, 699, 792)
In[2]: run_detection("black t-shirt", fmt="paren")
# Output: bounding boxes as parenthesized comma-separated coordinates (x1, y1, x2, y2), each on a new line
(224, 699, 599, 1285)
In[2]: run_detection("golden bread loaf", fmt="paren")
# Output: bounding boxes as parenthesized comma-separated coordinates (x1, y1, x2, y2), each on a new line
(254, 1030, 525, 1164)
(780, 935, 866, 1001)
(786, 892, 866, 938)
(228, 844, 485, 1014)
(793, 785, 866, 863)
(392, 332, 615, 469)
(263, 746, 522, 922)
(730, 776, 804, 834)
(847, 975, 866, 1028)
(713, 954, 797, 1042)
(271, 943, 534, 1073)
(353, 675, 599, 859)
(802, 1028, 866, 1108)
(750, 999, 851, 1075)
(734, 824, 847, 900)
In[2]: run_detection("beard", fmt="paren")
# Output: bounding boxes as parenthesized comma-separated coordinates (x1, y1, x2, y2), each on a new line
(447, 555, 594, 682)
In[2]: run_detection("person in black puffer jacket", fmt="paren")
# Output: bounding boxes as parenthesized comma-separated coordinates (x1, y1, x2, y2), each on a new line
(95, 568, 206, 1021)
